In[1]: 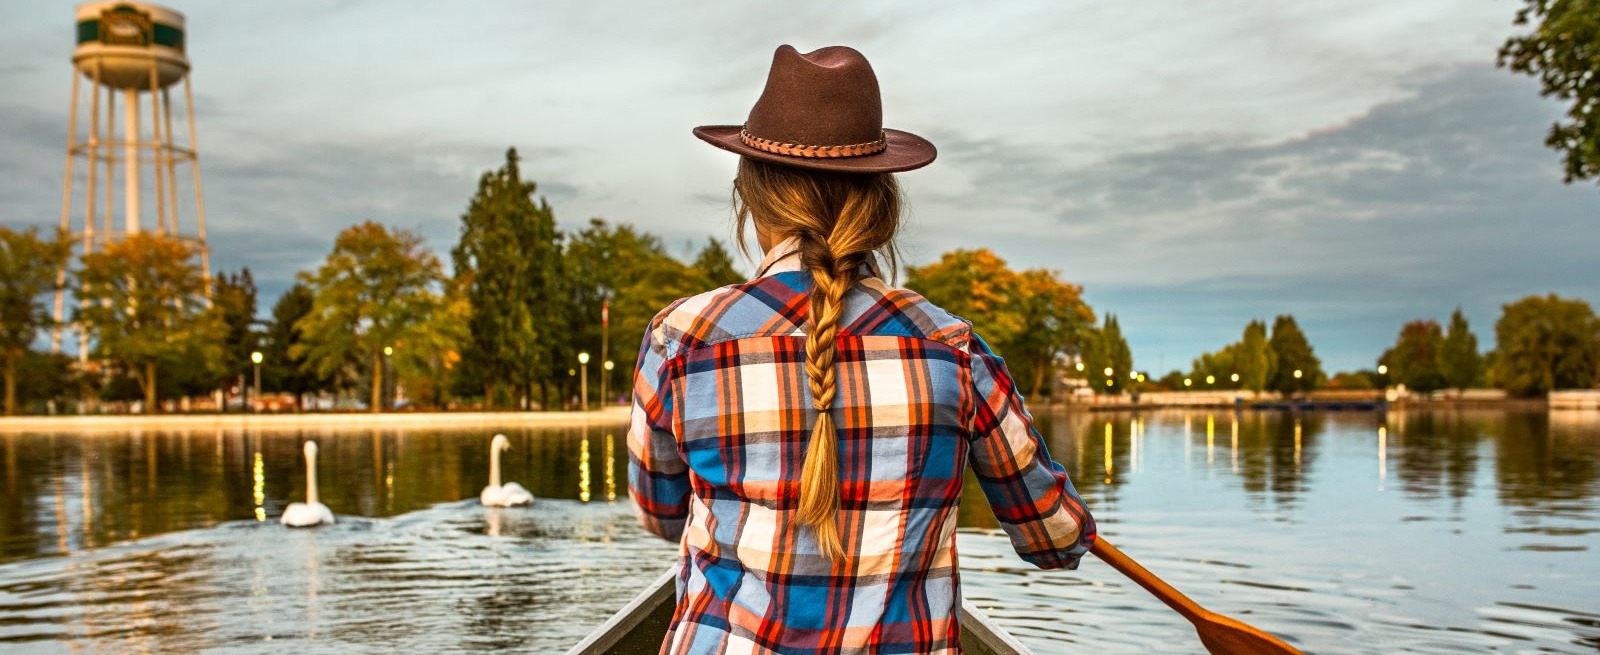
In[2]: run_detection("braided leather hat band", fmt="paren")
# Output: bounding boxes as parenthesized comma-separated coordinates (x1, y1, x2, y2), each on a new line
(739, 128, 889, 159)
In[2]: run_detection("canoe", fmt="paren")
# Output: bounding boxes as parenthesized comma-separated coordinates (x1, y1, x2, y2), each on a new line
(565, 569, 1035, 655)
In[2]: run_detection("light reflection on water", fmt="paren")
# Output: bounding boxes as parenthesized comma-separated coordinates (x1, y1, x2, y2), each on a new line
(1, 409, 1598, 654)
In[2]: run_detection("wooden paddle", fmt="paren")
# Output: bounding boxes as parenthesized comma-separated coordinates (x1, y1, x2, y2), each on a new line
(1091, 538, 1306, 655)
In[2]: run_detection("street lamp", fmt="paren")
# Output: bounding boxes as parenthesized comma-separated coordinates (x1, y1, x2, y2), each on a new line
(603, 360, 615, 406)
(250, 351, 263, 413)
(381, 345, 394, 411)
(1075, 362, 1084, 372)
(1230, 373, 1240, 383)
(1205, 374, 1216, 385)
(1103, 367, 1114, 377)
(578, 351, 590, 411)
(1184, 378, 1192, 387)
(1129, 370, 1138, 380)
(1293, 369, 1303, 379)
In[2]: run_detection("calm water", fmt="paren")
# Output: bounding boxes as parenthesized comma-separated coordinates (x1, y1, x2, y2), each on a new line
(1, 410, 1597, 654)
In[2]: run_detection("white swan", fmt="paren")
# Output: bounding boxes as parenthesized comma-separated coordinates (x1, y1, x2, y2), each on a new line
(282, 440, 335, 527)
(480, 434, 534, 507)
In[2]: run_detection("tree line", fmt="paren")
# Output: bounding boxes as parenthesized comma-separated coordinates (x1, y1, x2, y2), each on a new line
(0, 149, 742, 414)
(4, 147, 1597, 414)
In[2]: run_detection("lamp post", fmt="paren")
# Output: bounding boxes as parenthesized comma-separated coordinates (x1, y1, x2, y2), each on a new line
(603, 360, 615, 405)
(382, 345, 393, 412)
(578, 351, 590, 411)
(251, 351, 263, 413)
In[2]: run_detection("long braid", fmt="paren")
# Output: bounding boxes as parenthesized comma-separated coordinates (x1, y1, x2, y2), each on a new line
(733, 157, 901, 562)
(798, 253, 853, 560)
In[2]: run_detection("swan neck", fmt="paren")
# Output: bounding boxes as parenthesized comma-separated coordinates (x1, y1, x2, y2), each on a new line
(489, 444, 502, 488)
(306, 448, 320, 505)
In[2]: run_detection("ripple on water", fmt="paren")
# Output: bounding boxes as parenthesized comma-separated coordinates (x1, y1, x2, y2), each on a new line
(0, 499, 676, 654)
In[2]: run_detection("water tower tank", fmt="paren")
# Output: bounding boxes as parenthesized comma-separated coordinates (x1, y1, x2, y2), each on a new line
(73, 2, 188, 90)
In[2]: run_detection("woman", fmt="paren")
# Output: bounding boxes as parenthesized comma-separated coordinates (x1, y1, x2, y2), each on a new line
(629, 45, 1095, 655)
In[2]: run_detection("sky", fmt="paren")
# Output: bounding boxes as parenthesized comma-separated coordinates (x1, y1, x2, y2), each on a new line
(2, 1, 1596, 374)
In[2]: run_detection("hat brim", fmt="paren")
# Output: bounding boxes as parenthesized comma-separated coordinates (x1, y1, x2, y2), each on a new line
(693, 125, 936, 174)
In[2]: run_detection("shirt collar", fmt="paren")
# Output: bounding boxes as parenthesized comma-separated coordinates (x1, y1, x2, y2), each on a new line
(753, 236, 805, 279)
(751, 235, 885, 281)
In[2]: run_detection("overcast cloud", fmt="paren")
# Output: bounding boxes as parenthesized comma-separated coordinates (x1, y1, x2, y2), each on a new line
(1, 1, 1594, 372)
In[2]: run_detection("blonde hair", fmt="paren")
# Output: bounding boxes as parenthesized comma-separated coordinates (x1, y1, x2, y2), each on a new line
(733, 157, 903, 560)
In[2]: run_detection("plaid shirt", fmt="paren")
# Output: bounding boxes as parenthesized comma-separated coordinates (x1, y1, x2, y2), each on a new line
(629, 237, 1096, 655)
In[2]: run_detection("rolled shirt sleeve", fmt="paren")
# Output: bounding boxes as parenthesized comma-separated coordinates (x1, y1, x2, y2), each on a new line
(965, 333, 1097, 569)
(627, 305, 690, 543)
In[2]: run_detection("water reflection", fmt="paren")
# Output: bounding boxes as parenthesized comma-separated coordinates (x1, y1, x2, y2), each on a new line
(1, 410, 1597, 655)
(0, 424, 634, 563)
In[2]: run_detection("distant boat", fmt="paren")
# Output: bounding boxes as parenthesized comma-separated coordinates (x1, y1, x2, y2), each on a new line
(564, 569, 1036, 655)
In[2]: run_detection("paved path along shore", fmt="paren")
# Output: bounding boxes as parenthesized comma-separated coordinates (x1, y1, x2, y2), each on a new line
(0, 406, 632, 433)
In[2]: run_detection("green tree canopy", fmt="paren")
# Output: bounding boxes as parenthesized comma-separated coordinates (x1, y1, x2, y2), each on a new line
(1441, 308, 1482, 391)
(1381, 319, 1448, 394)
(451, 148, 562, 408)
(1491, 293, 1599, 396)
(692, 237, 745, 289)
(564, 218, 702, 406)
(1499, 0, 1600, 184)
(0, 226, 69, 415)
(1078, 315, 1132, 395)
(294, 221, 445, 412)
(207, 268, 259, 403)
(75, 233, 220, 411)
(1268, 314, 1323, 395)
(263, 282, 330, 409)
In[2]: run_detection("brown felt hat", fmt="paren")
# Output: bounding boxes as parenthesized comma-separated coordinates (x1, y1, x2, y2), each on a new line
(694, 45, 936, 174)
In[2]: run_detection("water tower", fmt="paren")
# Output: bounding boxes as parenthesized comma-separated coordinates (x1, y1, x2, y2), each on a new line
(52, 2, 212, 354)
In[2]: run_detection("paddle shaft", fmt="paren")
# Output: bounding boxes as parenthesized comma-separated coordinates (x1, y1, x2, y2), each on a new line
(1090, 538, 1207, 622)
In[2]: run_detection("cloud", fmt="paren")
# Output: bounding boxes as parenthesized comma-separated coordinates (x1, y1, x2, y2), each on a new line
(908, 65, 1598, 370)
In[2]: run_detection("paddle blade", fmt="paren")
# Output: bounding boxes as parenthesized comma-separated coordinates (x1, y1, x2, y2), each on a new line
(1194, 611, 1306, 655)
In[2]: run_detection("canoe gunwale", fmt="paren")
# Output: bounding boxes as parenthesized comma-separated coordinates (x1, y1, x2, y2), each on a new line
(564, 568, 1036, 655)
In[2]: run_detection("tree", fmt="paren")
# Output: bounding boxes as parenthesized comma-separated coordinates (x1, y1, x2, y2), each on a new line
(452, 148, 563, 409)
(295, 222, 445, 413)
(0, 226, 69, 415)
(75, 233, 220, 411)
(907, 249, 1027, 348)
(391, 276, 470, 409)
(907, 248, 1095, 397)
(1441, 308, 1482, 392)
(1498, 0, 1600, 184)
(1491, 294, 1599, 396)
(1008, 269, 1096, 399)
(1268, 314, 1323, 395)
(564, 219, 702, 407)
(1079, 315, 1132, 395)
(1187, 319, 1275, 392)
(210, 268, 259, 405)
(692, 237, 745, 288)
(263, 283, 329, 410)
(1381, 320, 1448, 394)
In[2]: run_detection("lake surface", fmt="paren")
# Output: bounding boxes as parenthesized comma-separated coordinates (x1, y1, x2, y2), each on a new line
(1, 409, 1597, 654)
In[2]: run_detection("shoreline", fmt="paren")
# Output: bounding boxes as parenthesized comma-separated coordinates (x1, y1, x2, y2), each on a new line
(0, 405, 633, 433)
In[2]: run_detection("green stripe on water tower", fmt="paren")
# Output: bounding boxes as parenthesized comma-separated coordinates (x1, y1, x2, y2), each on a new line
(75, 7, 185, 52)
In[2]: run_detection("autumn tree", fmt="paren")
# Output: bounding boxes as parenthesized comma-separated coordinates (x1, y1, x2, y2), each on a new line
(75, 233, 220, 411)
(1498, 0, 1600, 184)
(452, 148, 563, 409)
(907, 248, 1095, 397)
(1268, 314, 1323, 395)
(1491, 294, 1599, 396)
(1381, 320, 1448, 394)
(0, 226, 69, 415)
(295, 222, 444, 413)
(1441, 308, 1482, 391)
